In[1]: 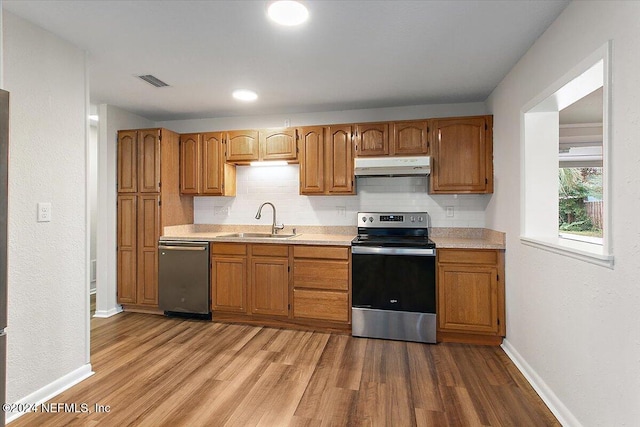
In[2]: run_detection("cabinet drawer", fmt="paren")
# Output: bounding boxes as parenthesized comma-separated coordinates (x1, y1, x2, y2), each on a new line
(294, 260, 349, 291)
(251, 244, 289, 257)
(212, 243, 247, 256)
(293, 245, 349, 260)
(438, 249, 498, 265)
(293, 289, 349, 322)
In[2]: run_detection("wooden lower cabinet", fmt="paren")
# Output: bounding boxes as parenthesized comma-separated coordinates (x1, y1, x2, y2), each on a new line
(292, 245, 351, 325)
(211, 243, 290, 319)
(437, 248, 505, 345)
(210, 243, 351, 332)
(211, 251, 247, 313)
(250, 245, 289, 317)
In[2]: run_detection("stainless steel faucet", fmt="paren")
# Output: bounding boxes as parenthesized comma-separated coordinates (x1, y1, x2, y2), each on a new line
(255, 202, 285, 235)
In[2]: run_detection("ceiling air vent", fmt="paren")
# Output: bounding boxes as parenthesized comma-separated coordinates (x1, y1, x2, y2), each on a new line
(137, 74, 169, 88)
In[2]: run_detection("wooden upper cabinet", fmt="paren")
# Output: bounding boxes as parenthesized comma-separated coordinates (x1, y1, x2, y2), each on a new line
(392, 120, 429, 155)
(260, 128, 297, 161)
(430, 116, 493, 194)
(180, 132, 234, 196)
(117, 130, 138, 193)
(299, 126, 325, 194)
(299, 125, 354, 195)
(202, 132, 227, 195)
(326, 125, 354, 194)
(354, 122, 389, 156)
(138, 129, 161, 193)
(225, 130, 259, 162)
(179, 133, 201, 195)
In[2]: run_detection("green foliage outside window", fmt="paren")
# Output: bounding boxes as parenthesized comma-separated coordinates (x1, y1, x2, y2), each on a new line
(558, 168, 602, 235)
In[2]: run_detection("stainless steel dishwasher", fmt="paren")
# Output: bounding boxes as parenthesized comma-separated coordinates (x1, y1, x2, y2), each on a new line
(158, 240, 211, 319)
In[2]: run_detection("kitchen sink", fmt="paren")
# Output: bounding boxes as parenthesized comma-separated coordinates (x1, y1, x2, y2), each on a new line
(217, 232, 298, 239)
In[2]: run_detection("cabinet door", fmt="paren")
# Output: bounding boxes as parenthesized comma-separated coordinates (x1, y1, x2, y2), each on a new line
(226, 130, 260, 162)
(138, 129, 161, 193)
(299, 126, 325, 194)
(354, 122, 389, 156)
(117, 131, 137, 193)
(260, 128, 297, 161)
(137, 195, 160, 306)
(180, 133, 201, 195)
(202, 132, 225, 195)
(431, 117, 490, 193)
(212, 256, 247, 313)
(392, 120, 429, 155)
(438, 264, 499, 334)
(326, 125, 354, 194)
(117, 195, 137, 304)
(250, 257, 289, 317)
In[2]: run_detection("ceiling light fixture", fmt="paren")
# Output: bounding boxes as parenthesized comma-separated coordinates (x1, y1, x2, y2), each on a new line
(232, 89, 258, 102)
(267, 1, 309, 26)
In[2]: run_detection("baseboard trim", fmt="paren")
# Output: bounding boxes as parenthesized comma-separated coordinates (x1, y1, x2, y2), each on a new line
(5, 363, 94, 424)
(501, 339, 582, 427)
(93, 305, 123, 318)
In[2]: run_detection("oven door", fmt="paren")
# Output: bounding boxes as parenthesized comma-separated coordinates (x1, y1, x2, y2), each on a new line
(351, 246, 437, 343)
(352, 246, 436, 313)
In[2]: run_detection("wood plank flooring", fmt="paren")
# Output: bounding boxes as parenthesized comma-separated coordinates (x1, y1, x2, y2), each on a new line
(11, 313, 559, 426)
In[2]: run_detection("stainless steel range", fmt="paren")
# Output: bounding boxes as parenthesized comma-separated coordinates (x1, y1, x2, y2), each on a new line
(351, 212, 437, 343)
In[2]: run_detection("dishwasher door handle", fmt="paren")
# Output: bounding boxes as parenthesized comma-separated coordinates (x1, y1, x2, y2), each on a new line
(159, 245, 208, 251)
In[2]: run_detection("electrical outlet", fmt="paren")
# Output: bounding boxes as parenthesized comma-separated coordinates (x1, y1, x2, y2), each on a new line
(336, 206, 346, 217)
(284, 119, 291, 127)
(38, 202, 52, 222)
(214, 206, 230, 216)
(445, 206, 454, 218)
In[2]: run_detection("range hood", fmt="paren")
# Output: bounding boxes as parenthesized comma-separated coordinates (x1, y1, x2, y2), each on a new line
(354, 156, 431, 177)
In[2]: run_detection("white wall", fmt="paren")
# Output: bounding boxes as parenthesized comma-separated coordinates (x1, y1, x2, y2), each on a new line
(94, 105, 153, 318)
(486, 1, 640, 425)
(160, 102, 490, 228)
(89, 123, 97, 291)
(195, 165, 489, 228)
(2, 10, 91, 409)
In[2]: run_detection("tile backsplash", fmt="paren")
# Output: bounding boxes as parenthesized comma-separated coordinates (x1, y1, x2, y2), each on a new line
(194, 165, 490, 227)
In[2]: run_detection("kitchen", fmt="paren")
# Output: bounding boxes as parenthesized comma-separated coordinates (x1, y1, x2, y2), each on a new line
(2, 1, 640, 426)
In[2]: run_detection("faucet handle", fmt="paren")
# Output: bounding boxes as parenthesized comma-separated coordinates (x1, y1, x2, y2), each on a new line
(275, 223, 285, 230)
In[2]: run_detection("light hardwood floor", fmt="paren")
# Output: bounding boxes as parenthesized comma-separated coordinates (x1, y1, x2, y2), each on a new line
(11, 313, 559, 426)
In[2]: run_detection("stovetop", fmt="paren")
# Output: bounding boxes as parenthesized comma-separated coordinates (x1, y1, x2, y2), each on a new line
(352, 211, 435, 248)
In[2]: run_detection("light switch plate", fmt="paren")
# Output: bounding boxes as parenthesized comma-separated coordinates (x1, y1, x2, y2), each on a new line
(38, 202, 52, 222)
(445, 206, 454, 218)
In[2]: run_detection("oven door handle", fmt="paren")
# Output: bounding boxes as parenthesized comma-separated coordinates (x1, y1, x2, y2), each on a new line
(351, 246, 436, 256)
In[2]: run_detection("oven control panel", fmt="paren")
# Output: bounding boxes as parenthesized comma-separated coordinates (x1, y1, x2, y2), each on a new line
(357, 212, 429, 228)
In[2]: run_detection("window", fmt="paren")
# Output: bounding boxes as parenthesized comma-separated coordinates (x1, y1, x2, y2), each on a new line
(521, 43, 612, 267)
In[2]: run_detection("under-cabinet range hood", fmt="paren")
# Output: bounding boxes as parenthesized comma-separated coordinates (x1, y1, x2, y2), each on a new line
(354, 156, 430, 177)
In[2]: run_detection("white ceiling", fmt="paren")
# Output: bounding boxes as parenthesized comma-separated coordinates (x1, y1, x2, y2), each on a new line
(3, 0, 570, 122)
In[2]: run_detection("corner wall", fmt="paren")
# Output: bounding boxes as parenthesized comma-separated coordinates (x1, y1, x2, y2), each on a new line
(486, 1, 640, 425)
(3, 10, 91, 409)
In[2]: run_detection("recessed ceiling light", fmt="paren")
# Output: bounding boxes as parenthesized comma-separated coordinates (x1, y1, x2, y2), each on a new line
(268, 1, 309, 26)
(232, 89, 258, 102)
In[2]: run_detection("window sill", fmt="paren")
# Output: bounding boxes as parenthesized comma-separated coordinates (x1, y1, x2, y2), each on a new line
(520, 236, 614, 269)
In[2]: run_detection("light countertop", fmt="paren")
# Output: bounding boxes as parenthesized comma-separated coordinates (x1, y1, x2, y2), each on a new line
(162, 225, 506, 250)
